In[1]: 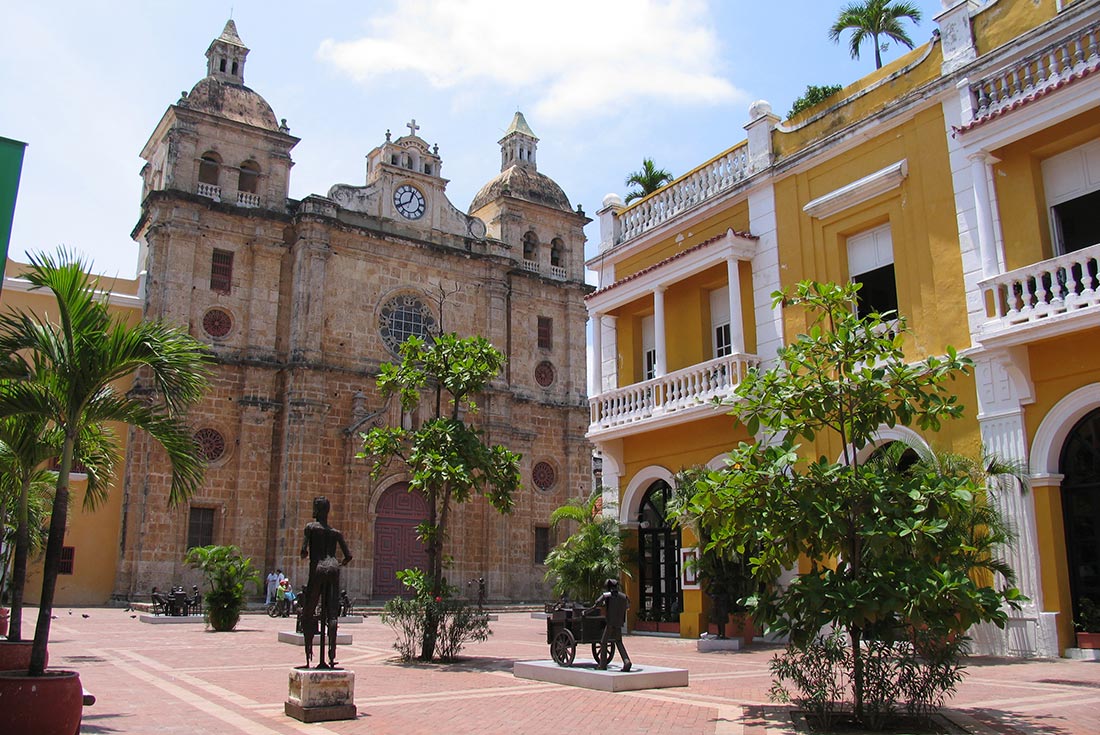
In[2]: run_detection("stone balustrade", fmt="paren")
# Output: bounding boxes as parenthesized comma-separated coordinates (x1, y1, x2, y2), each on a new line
(196, 182, 221, 201)
(979, 243, 1100, 331)
(589, 352, 759, 433)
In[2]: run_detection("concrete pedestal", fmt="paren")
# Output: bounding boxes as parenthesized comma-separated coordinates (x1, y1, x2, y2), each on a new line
(513, 659, 688, 692)
(139, 615, 204, 624)
(697, 635, 742, 652)
(1064, 647, 1100, 661)
(337, 615, 364, 624)
(278, 631, 352, 646)
(285, 667, 356, 723)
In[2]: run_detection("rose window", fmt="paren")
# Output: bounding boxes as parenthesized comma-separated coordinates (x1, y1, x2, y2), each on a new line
(194, 428, 226, 462)
(534, 361, 555, 388)
(379, 294, 437, 353)
(532, 461, 556, 491)
(202, 308, 232, 338)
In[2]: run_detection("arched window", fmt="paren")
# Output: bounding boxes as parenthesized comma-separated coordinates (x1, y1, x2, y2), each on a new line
(1060, 408, 1100, 618)
(523, 231, 538, 261)
(198, 152, 221, 186)
(550, 238, 565, 267)
(238, 160, 260, 194)
(219, 58, 227, 72)
(231, 61, 238, 76)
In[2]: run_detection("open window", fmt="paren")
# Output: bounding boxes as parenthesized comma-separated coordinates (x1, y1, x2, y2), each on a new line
(1043, 139, 1100, 256)
(523, 231, 539, 261)
(198, 152, 221, 186)
(847, 224, 897, 319)
(238, 160, 260, 194)
(709, 286, 732, 358)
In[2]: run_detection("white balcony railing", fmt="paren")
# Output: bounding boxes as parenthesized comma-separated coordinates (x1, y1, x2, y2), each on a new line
(549, 264, 567, 280)
(970, 20, 1099, 121)
(615, 142, 750, 246)
(589, 352, 760, 432)
(978, 243, 1100, 330)
(196, 182, 221, 201)
(237, 191, 261, 207)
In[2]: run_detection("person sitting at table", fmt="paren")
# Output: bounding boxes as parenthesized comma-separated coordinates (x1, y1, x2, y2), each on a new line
(187, 585, 202, 615)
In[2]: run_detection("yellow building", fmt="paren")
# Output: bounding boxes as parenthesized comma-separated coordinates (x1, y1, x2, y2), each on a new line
(2, 258, 143, 605)
(586, 0, 1100, 656)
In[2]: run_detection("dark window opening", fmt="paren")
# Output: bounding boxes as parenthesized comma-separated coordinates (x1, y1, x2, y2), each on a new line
(59, 546, 75, 575)
(638, 481, 681, 618)
(231, 61, 238, 75)
(211, 249, 233, 293)
(852, 264, 897, 320)
(523, 231, 538, 261)
(551, 238, 564, 267)
(198, 153, 220, 186)
(534, 526, 550, 564)
(538, 316, 553, 350)
(238, 161, 260, 194)
(1060, 408, 1100, 621)
(1053, 190, 1100, 255)
(714, 323, 732, 358)
(645, 349, 657, 381)
(219, 58, 227, 72)
(187, 507, 216, 549)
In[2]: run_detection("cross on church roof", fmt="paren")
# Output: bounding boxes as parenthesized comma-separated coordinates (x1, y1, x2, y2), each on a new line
(407, 119, 420, 137)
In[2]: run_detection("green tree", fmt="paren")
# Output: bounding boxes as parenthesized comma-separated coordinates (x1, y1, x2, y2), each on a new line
(828, 0, 923, 69)
(624, 158, 674, 204)
(0, 415, 115, 641)
(543, 488, 625, 602)
(0, 250, 210, 676)
(788, 84, 844, 119)
(185, 544, 261, 631)
(688, 282, 1022, 722)
(359, 332, 521, 660)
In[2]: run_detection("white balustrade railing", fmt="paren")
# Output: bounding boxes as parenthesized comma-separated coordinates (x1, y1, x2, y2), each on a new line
(589, 352, 760, 431)
(615, 143, 750, 246)
(237, 191, 261, 207)
(521, 259, 540, 273)
(196, 182, 221, 201)
(970, 20, 1099, 121)
(979, 243, 1100, 329)
(549, 264, 567, 280)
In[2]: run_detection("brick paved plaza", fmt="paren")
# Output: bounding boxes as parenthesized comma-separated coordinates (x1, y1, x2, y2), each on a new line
(19, 607, 1100, 734)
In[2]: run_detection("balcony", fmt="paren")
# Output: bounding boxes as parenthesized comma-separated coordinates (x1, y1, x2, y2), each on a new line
(196, 182, 221, 201)
(614, 142, 749, 246)
(520, 258, 568, 281)
(589, 352, 760, 437)
(237, 191, 261, 208)
(977, 243, 1100, 344)
(968, 20, 1099, 125)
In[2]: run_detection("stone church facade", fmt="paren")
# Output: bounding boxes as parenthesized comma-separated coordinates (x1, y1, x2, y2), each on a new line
(115, 21, 592, 602)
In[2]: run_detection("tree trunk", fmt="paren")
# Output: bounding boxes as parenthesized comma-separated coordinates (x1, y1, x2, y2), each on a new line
(873, 33, 883, 69)
(420, 493, 442, 661)
(7, 475, 31, 641)
(29, 434, 74, 676)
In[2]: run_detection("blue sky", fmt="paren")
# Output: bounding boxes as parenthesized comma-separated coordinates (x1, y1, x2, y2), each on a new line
(1, 0, 946, 279)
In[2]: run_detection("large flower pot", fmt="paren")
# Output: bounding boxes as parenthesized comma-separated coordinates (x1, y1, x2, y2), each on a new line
(0, 669, 83, 735)
(208, 606, 241, 631)
(1076, 632, 1100, 649)
(0, 639, 45, 671)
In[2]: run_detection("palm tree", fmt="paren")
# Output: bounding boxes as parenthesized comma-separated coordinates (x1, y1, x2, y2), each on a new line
(543, 489, 626, 602)
(624, 158, 674, 204)
(0, 250, 211, 676)
(0, 415, 116, 640)
(828, 0, 923, 69)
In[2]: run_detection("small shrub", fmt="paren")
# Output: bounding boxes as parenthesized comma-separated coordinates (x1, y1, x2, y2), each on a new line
(769, 630, 850, 730)
(788, 84, 844, 118)
(380, 568, 492, 661)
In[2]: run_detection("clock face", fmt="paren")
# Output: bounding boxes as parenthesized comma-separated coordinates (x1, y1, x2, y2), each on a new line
(393, 184, 426, 220)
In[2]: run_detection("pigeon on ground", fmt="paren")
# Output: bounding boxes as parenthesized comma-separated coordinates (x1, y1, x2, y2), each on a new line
(130, 614, 137, 619)
(81, 614, 90, 619)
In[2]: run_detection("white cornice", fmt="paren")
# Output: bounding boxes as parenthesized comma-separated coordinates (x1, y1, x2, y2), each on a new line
(802, 160, 909, 219)
(3, 276, 142, 310)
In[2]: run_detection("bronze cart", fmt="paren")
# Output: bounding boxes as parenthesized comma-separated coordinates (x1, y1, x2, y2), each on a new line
(545, 604, 616, 667)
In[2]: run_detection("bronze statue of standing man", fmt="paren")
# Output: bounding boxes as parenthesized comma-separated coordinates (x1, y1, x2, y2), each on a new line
(300, 496, 352, 669)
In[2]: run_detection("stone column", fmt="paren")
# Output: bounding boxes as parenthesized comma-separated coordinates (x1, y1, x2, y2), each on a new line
(653, 287, 667, 377)
(591, 313, 603, 395)
(726, 258, 744, 354)
(968, 153, 1001, 278)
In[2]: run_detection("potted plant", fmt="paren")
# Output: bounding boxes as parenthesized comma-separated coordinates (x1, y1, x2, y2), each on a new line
(185, 544, 261, 631)
(1075, 598, 1100, 649)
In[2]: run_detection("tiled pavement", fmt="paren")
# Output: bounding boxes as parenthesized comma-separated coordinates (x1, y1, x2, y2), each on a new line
(10, 607, 1099, 734)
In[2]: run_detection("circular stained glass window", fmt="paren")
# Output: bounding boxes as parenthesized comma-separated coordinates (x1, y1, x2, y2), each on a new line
(535, 361, 555, 388)
(194, 428, 226, 462)
(379, 294, 437, 353)
(533, 461, 556, 491)
(202, 308, 232, 338)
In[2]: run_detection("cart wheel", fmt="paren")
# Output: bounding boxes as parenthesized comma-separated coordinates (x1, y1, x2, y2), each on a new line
(592, 641, 614, 668)
(551, 629, 576, 666)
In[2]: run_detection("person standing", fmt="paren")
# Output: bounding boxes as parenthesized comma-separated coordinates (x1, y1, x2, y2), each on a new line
(265, 568, 281, 605)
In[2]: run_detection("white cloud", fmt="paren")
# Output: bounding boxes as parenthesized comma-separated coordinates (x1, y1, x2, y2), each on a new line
(316, 0, 743, 122)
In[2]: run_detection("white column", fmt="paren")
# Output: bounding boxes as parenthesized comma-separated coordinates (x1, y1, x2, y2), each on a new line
(969, 152, 1001, 278)
(604, 315, 618, 390)
(726, 258, 745, 353)
(590, 313, 603, 395)
(653, 287, 667, 377)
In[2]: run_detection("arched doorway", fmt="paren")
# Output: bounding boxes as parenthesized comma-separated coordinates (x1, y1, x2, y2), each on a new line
(637, 480, 681, 619)
(1060, 408, 1100, 618)
(372, 483, 429, 598)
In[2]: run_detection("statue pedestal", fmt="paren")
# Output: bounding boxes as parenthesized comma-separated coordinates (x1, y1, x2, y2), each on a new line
(284, 667, 357, 723)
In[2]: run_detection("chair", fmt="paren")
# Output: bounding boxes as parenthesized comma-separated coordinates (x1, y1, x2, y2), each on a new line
(151, 592, 168, 616)
(171, 590, 188, 616)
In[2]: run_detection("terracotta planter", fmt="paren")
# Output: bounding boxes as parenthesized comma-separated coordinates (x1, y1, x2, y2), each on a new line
(1076, 631, 1100, 649)
(0, 607, 8, 638)
(632, 620, 658, 632)
(0, 669, 83, 735)
(0, 639, 45, 671)
(657, 621, 680, 634)
(718, 613, 756, 645)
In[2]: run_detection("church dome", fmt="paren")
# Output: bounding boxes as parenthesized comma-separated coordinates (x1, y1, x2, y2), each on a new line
(182, 76, 280, 132)
(470, 165, 572, 213)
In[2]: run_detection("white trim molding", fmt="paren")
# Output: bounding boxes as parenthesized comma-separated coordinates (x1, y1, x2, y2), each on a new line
(802, 160, 909, 220)
(1030, 383, 1100, 476)
(619, 465, 675, 526)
